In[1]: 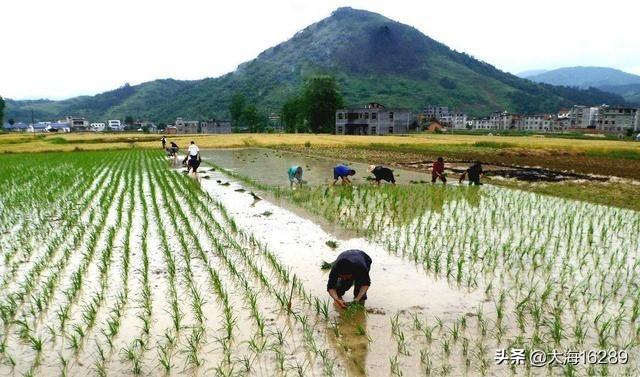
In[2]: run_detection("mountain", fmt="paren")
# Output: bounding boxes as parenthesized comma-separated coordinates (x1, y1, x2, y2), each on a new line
(5, 8, 627, 123)
(524, 67, 640, 103)
(525, 67, 640, 87)
(598, 84, 640, 104)
(517, 69, 549, 78)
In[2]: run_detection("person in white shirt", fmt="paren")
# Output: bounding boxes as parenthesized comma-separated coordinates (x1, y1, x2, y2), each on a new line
(186, 141, 201, 173)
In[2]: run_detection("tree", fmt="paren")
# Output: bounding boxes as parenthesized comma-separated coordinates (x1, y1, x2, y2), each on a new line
(124, 115, 135, 130)
(229, 93, 246, 128)
(0, 96, 5, 129)
(8, 118, 15, 125)
(243, 105, 262, 133)
(281, 97, 304, 133)
(301, 76, 343, 133)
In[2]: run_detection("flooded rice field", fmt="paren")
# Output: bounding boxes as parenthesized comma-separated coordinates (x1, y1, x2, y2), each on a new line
(1, 149, 639, 377)
(199, 148, 435, 186)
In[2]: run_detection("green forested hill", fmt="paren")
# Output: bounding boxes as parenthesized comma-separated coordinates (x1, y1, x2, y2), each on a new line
(5, 7, 627, 123)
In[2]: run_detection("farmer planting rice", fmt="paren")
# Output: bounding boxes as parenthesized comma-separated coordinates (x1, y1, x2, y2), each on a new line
(332, 164, 356, 185)
(326, 249, 372, 309)
(287, 165, 303, 188)
(459, 160, 484, 185)
(167, 141, 179, 157)
(368, 165, 396, 185)
(431, 156, 447, 184)
(185, 141, 201, 173)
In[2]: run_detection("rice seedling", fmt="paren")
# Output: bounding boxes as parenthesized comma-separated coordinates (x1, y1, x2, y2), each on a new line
(390, 354, 403, 376)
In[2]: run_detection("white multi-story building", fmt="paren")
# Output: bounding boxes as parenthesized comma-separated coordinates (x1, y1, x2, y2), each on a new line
(90, 122, 105, 132)
(61, 116, 89, 131)
(483, 111, 515, 130)
(450, 112, 468, 129)
(107, 120, 123, 131)
(423, 105, 451, 121)
(472, 117, 491, 130)
(522, 115, 555, 132)
(568, 105, 599, 128)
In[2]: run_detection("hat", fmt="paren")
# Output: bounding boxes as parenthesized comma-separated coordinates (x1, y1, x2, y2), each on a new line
(367, 165, 376, 173)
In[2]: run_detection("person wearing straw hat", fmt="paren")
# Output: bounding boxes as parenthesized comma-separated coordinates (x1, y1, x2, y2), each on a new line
(368, 165, 396, 185)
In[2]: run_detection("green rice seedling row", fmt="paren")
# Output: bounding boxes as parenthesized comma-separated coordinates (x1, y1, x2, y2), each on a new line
(2, 149, 639, 376)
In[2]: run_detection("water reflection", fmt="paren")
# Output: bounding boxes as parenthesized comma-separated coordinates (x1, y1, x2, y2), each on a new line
(200, 148, 434, 187)
(328, 305, 369, 376)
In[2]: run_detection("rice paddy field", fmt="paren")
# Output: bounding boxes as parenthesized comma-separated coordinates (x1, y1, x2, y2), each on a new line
(0, 148, 639, 376)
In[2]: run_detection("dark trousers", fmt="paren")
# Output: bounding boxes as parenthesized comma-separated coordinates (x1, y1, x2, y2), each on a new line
(432, 173, 446, 183)
(336, 278, 367, 300)
(469, 178, 482, 185)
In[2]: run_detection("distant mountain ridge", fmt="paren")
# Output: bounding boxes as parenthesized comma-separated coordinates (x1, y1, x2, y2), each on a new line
(517, 69, 549, 78)
(524, 67, 640, 104)
(4, 8, 627, 123)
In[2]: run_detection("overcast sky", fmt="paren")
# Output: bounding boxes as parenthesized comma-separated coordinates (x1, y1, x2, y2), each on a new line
(2, 0, 639, 100)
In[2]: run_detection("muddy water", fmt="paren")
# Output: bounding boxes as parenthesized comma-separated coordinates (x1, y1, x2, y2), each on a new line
(200, 148, 437, 186)
(195, 169, 485, 376)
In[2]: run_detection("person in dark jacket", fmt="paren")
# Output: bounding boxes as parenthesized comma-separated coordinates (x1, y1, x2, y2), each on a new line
(327, 249, 372, 308)
(459, 161, 484, 185)
(368, 165, 396, 185)
(168, 141, 179, 157)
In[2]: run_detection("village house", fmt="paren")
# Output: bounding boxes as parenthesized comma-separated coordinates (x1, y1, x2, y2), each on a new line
(569, 105, 599, 128)
(201, 120, 233, 134)
(450, 112, 468, 129)
(423, 105, 451, 121)
(471, 117, 491, 130)
(61, 116, 90, 132)
(90, 122, 106, 132)
(335, 103, 412, 135)
(175, 117, 199, 134)
(422, 105, 468, 129)
(597, 106, 639, 133)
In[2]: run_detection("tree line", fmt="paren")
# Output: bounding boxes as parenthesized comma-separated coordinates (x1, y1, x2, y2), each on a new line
(229, 75, 343, 134)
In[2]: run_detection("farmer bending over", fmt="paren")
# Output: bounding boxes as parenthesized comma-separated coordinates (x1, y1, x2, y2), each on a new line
(288, 166, 303, 188)
(368, 165, 395, 185)
(186, 141, 201, 173)
(459, 160, 483, 185)
(168, 141, 179, 157)
(327, 249, 372, 308)
(432, 157, 446, 184)
(332, 164, 356, 185)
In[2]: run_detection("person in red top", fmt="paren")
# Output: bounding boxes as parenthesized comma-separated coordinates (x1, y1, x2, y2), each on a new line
(431, 156, 446, 184)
